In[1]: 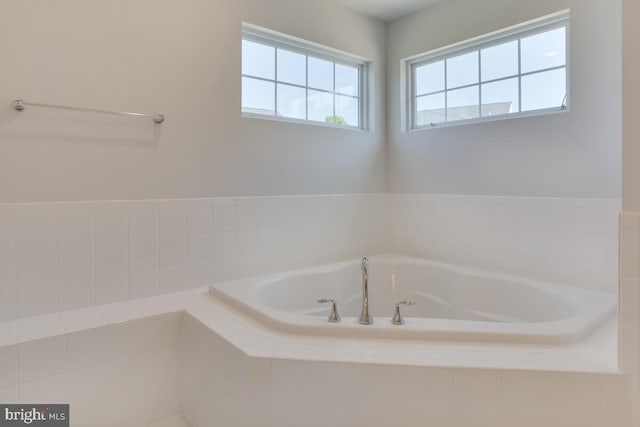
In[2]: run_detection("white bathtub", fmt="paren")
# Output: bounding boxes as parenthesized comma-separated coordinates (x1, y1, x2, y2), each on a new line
(209, 254, 616, 344)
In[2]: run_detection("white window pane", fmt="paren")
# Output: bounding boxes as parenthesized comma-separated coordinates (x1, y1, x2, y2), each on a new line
(308, 90, 333, 123)
(335, 95, 359, 127)
(277, 49, 306, 86)
(447, 86, 479, 121)
(308, 57, 333, 91)
(446, 52, 479, 89)
(521, 68, 566, 111)
(415, 61, 445, 95)
(242, 77, 275, 115)
(242, 40, 275, 80)
(335, 64, 359, 96)
(277, 84, 306, 119)
(481, 40, 518, 82)
(481, 78, 519, 116)
(521, 27, 566, 73)
(416, 93, 445, 127)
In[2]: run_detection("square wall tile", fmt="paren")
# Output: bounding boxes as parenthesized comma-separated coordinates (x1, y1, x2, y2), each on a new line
(66, 363, 109, 405)
(96, 242, 128, 274)
(453, 369, 501, 416)
(108, 319, 147, 361)
(214, 205, 237, 232)
(0, 207, 15, 254)
(128, 267, 159, 299)
(159, 264, 187, 294)
(188, 207, 212, 235)
(129, 202, 159, 240)
(16, 280, 58, 318)
(271, 360, 316, 406)
(129, 240, 159, 269)
(66, 327, 108, 371)
(160, 237, 188, 266)
(549, 373, 602, 420)
(0, 346, 17, 389)
(159, 206, 187, 239)
(359, 365, 405, 414)
(238, 203, 258, 230)
(187, 235, 212, 262)
(405, 367, 453, 416)
(58, 276, 95, 311)
(18, 374, 66, 404)
(501, 371, 551, 417)
(15, 204, 56, 252)
(57, 202, 94, 246)
(95, 271, 128, 305)
(18, 337, 66, 383)
(601, 374, 634, 423)
(94, 202, 128, 243)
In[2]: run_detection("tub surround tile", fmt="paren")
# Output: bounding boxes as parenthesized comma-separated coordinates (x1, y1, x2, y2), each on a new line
(18, 374, 67, 404)
(108, 319, 147, 361)
(128, 267, 159, 299)
(501, 371, 551, 417)
(128, 201, 159, 241)
(159, 264, 188, 294)
(6, 194, 390, 321)
(158, 205, 187, 239)
(404, 367, 454, 416)
(66, 363, 110, 405)
(159, 237, 187, 266)
(0, 387, 17, 404)
(0, 263, 632, 427)
(453, 369, 502, 416)
(14, 204, 56, 253)
(18, 336, 66, 383)
(390, 194, 619, 293)
(95, 270, 128, 305)
(94, 201, 128, 243)
(0, 346, 17, 389)
(187, 206, 212, 235)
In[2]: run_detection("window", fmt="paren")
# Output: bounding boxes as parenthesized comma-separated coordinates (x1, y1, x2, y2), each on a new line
(407, 11, 569, 129)
(242, 24, 367, 129)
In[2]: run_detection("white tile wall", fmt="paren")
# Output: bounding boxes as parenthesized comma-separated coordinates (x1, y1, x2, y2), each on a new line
(0, 194, 388, 320)
(179, 313, 636, 427)
(0, 312, 182, 427)
(390, 194, 620, 293)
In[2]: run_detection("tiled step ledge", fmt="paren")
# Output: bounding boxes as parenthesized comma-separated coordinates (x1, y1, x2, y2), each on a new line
(0, 285, 620, 374)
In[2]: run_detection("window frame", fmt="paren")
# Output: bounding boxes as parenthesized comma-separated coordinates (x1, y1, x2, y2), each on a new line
(405, 10, 571, 131)
(242, 23, 369, 131)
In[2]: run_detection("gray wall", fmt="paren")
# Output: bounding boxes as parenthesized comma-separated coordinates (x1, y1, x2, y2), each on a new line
(0, 0, 386, 203)
(386, 0, 621, 198)
(622, 0, 640, 211)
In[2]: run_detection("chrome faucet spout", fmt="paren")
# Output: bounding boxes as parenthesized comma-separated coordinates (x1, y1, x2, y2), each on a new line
(359, 257, 373, 325)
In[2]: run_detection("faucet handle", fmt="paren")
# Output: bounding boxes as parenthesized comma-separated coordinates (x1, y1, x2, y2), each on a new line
(392, 300, 415, 325)
(317, 299, 340, 323)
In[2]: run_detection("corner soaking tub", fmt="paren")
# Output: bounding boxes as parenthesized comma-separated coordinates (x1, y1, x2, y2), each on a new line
(209, 254, 616, 344)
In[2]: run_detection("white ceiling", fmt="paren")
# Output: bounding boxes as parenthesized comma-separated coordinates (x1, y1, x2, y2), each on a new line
(333, 0, 446, 22)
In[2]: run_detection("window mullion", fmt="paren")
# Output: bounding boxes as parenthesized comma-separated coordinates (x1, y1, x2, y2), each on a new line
(477, 50, 482, 117)
(274, 47, 279, 116)
(444, 58, 448, 123)
(333, 62, 336, 121)
(517, 38, 522, 113)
